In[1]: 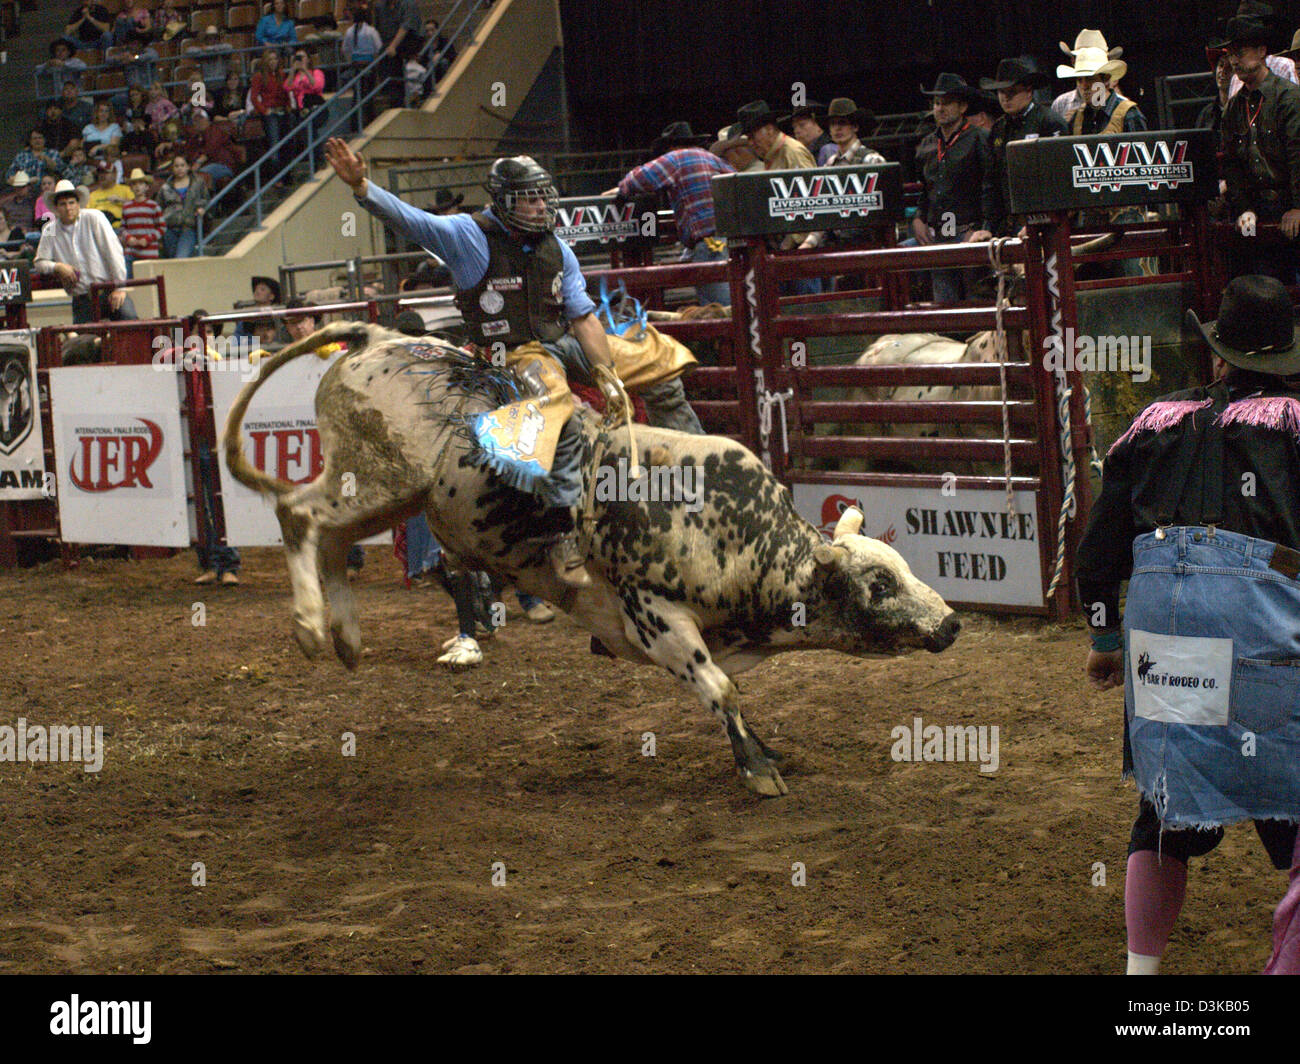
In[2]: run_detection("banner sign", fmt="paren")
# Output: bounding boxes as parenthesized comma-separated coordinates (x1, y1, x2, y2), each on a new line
(0, 330, 48, 500)
(1006, 129, 1216, 214)
(48, 365, 190, 546)
(712, 163, 904, 238)
(553, 195, 658, 248)
(792, 482, 1045, 608)
(211, 355, 389, 547)
(0, 260, 32, 305)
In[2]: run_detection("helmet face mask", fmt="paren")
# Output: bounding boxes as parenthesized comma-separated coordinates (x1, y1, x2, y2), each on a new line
(486, 156, 558, 234)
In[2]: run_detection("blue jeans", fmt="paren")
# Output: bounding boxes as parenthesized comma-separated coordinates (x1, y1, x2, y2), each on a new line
(164, 226, 197, 259)
(195, 438, 240, 574)
(259, 111, 287, 176)
(71, 292, 137, 324)
(405, 513, 442, 578)
(1123, 526, 1300, 828)
(683, 241, 730, 306)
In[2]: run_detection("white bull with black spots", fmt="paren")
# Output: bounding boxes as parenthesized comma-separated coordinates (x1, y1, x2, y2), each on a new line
(224, 322, 960, 797)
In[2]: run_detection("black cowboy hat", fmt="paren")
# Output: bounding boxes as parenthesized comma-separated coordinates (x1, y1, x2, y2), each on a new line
(825, 97, 872, 128)
(966, 89, 1002, 120)
(429, 188, 464, 211)
(1210, 15, 1273, 49)
(250, 275, 282, 303)
(920, 72, 983, 102)
(777, 100, 825, 124)
(49, 36, 79, 58)
(1186, 275, 1300, 376)
(736, 100, 782, 135)
(981, 57, 1051, 91)
(650, 120, 710, 155)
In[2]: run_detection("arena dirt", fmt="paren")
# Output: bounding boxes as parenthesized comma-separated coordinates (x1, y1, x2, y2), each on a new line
(0, 549, 1284, 974)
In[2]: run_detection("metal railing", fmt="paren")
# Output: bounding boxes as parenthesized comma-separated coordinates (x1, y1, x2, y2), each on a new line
(1154, 72, 1215, 132)
(197, 0, 487, 254)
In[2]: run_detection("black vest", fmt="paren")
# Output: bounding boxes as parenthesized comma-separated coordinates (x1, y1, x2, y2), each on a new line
(454, 212, 568, 348)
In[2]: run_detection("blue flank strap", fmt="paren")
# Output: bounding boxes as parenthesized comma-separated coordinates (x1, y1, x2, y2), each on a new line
(596, 276, 647, 338)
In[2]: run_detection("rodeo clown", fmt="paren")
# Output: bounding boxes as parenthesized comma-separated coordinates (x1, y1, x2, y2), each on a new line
(1076, 275, 1300, 975)
(323, 137, 703, 589)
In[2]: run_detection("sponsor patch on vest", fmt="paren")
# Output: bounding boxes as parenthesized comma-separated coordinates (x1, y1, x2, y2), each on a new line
(479, 290, 505, 315)
(1130, 629, 1233, 726)
(488, 276, 523, 291)
(481, 319, 511, 337)
(551, 273, 563, 300)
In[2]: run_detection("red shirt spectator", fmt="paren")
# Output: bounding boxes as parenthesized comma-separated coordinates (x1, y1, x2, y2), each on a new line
(182, 113, 240, 172)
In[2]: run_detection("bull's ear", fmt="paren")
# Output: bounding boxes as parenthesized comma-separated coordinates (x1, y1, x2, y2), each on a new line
(832, 506, 864, 541)
(813, 543, 848, 567)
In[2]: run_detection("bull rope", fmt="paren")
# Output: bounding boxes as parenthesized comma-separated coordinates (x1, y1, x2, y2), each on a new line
(577, 364, 640, 557)
(987, 238, 1017, 517)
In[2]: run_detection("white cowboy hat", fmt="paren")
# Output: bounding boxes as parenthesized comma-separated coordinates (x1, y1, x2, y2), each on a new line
(52, 179, 90, 207)
(1060, 29, 1123, 60)
(8, 170, 31, 187)
(1057, 46, 1127, 81)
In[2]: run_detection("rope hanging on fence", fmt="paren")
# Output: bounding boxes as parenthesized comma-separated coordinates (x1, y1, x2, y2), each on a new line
(987, 237, 1017, 517)
(1041, 247, 1077, 603)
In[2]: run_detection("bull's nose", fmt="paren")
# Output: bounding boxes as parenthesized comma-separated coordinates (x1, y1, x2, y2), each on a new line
(925, 613, 960, 652)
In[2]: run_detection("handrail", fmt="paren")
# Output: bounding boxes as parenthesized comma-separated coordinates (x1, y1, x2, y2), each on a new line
(197, 0, 486, 254)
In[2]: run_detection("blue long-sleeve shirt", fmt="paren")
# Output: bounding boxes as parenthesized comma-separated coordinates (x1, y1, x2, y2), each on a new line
(254, 14, 298, 46)
(358, 180, 595, 318)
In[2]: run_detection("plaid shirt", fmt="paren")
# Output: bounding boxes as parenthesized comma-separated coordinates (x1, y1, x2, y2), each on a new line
(617, 148, 734, 247)
(6, 148, 65, 182)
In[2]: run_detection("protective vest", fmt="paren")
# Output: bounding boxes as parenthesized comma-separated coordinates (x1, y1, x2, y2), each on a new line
(454, 212, 567, 349)
(1122, 382, 1300, 827)
(1071, 96, 1136, 136)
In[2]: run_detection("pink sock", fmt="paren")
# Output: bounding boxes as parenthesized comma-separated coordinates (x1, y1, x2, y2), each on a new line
(1126, 850, 1188, 957)
(1264, 831, 1300, 975)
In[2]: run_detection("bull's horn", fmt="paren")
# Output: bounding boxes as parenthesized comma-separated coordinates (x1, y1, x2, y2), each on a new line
(832, 505, 864, 541)
(813, 542, 849, 567)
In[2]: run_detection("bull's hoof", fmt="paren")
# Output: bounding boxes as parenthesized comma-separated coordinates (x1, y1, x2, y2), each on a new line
(293, 618, 328, 660)
(332, 627, 361, 670)
(437, 635, 483, 670)
(741, 764, 789, 798)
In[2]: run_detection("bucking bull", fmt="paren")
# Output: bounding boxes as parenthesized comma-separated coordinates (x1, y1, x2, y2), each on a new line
(224, 321, 959, 796)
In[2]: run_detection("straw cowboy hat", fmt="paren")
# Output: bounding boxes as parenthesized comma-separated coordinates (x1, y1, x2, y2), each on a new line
(1282, 28, 1300, 60)
(1060, 29, 1123, 60)
(51, 179, 90, 206)
(1186, 275, 1300, 377)
(710, 122, 749, 154)
(127, 167, 151, 186)
(1057, 46, 1128, 82)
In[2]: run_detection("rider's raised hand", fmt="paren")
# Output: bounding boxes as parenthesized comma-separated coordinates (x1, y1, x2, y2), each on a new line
(325, 138, 368, 194)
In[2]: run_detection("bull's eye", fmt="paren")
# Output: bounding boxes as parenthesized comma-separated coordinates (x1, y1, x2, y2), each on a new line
(868, 573, 894, 600)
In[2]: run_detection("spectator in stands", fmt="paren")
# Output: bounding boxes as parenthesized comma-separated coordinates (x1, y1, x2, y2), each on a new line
(0, 207, 32, 260)
(983, 58, 1066, 237)
(251, 50, 292, 177)
(59, 82, 94, 135)
(121, 114, 156, 158)
(608, 121, 734, 306)
(7, 130, 66, 183)
(286, 47, 326, 111)
(157, 154, 209, 258)
(799, 98, 886, 252)
(738, 100, 814, 171)
(372, 0, 424, 109)
(188, 25, 235, 94)
(119, 168, 164, 275)
(255, 0, 299, 47)
(426, 188, 463, 215)
(34, 174, 59, 228)
(213, 72, 251, 127)
(102, 142, 125, 184)
(82, 100, 123, 157)
(183, 110, 240, 187)
(120, 86, 149, 127)
(1219, 15, 1300, 280)
(1200, 49, 1235, 134)
(63, 145, 96, 189)
(424, 18, 457, 82)
(87, 157, 132, 227)
(343, 4, 382, 64)
(0, 173, 40, 234)
(1052, 29, 1122, 121)
(913, 73, 996, 304)
(784, 103, 836, 166)
(154, 118, 183, 173)
(38, 37, 89, 94)
(1057, 45, 1146, 134)
(710, 124, 763, 173)
(34, 179, 136, 323)
(145, 81, 179, 130)
(66, 2, 113, 49)
(39, 103, 80, 156)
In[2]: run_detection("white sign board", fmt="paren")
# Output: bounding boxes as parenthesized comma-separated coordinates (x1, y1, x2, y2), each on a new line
(0, 330, 49, 500)
(792, 482, 1044, 608)
(211, 355, 389, 548)
(49, 366, 190, 546)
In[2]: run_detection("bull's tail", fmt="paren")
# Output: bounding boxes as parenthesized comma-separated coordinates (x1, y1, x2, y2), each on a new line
(222, 321, 379, 497)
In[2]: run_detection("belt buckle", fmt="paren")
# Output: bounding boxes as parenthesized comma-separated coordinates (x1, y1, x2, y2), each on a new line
(1154, 525, 1167, 540)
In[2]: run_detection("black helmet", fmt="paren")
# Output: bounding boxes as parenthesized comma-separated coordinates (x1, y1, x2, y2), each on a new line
(485, 156, 558, 234)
